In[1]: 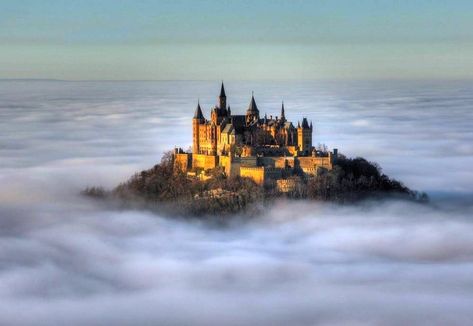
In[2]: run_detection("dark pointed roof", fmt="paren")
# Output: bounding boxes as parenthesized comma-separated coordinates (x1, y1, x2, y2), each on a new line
(281, 101, 285, 120)
(219, 82, 226, 98)
(302, 117, 310, 128)
(193, 101, 204, 119)
(247, 94, 259, 114)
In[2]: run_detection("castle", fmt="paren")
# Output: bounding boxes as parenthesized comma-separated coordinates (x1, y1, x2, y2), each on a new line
(174, 83, 337, 188)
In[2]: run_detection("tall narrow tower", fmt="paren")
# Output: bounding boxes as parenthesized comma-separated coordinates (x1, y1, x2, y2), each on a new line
(297, 117, 312, 154)
(219, 82, 226, 110)
(280, 101, 286, 123)
(193, 101, 204, 154)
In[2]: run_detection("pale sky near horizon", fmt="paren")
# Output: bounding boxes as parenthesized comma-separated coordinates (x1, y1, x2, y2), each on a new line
(1, 0, 473, 80)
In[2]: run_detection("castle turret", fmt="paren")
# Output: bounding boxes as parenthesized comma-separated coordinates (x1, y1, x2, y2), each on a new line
(297, 117, 312, 155)
(219, 81, 227, 110)
(280, 101, 286, 123)
(246, 92, 260, 125)
(193, 101, 205, 154)
(212, 82, 228, 125)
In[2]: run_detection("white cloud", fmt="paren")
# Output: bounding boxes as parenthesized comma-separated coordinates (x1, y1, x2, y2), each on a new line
(1, 80, 473, 325)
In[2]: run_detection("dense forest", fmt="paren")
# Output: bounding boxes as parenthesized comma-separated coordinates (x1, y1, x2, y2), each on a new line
(83, 151, 428, 217)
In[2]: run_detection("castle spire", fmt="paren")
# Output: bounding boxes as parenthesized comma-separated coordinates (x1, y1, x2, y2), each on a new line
(247, 93, 259, 113)
(220, 81, 226, 98)
(193, 100, 204, 120)
(281, 101, 286, 122)
(218, 81, 227, 109)
(246, 92, 260, 124)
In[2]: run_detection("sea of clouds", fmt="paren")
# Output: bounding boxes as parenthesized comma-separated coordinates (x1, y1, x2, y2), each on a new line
(1, 80, 473, 325)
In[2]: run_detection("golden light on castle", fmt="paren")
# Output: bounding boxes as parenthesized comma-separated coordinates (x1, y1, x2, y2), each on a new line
(174, 82, 337, 187)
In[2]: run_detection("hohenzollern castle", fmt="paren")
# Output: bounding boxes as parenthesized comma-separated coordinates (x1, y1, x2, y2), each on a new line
(174, 83, 337, 188)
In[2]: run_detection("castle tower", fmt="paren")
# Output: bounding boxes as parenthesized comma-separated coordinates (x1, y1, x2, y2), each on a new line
(219, 82, 227, 110)
(280, 101, 286, 123)
(193, 101, 205, 154)
(246, 93, 260, 125)
(297, 117, 312, 154)
(212, 82, 228, 125)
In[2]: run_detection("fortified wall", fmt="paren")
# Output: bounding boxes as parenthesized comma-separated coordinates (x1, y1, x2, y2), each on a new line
(173, 149, 337, 186)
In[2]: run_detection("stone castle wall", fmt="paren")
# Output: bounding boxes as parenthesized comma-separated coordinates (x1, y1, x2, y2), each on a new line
(174, 153, 192, 171)
(239, 166, 283, 186)
(297, 156, 332, 175)
(174, 149, 336, 185)
(219, 155, 240, 177)
(240, 166, 265, 185)
(192, 154, 218, 170)
(258, 157, 295, 169)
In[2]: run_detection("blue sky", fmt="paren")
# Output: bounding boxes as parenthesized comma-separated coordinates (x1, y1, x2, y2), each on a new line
(1, 0, 473, 80)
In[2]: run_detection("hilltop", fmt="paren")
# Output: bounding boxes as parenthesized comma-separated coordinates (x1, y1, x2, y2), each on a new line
(83, 150, 427, 217)
(83, 83, 428, 216)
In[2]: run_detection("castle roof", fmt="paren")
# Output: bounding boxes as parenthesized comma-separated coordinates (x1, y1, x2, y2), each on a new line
(193, 102, 204, 119)
(302, 117, 310, 128)
(247, 94, 259, 114)
(221, 124, 233, 134)
(220, 82, 226, 98)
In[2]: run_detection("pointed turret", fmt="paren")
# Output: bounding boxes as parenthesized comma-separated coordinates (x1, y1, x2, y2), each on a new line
(193, 101, 204, 120)
(280, 101, 286, 122)
(246, 92, 260, 124)
(247, 93, 258, 113)
(220, 81, 226, 97)
(219, 81, 227, 109)
(192, 100, 204, 154)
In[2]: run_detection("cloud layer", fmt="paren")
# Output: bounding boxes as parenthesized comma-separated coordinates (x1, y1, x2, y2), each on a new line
(2, 199, 473, 325)
(1, 80, 473, 325)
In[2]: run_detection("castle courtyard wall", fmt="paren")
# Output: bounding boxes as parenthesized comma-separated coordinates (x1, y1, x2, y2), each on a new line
(240, 166, 265, 185)
(177, 152, 335, 181)
(297, 156, 332, 175)
(174, 153, 192, 171)
(239, 166, 283, 186)
(192, 154, 218, 171)
(219, 155, 241, 177)
(258, 157, 295, 169)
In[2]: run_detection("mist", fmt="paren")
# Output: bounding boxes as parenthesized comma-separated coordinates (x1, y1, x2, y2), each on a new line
(1, 80, 473, 325)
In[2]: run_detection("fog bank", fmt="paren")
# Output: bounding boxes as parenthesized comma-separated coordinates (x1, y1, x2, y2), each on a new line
(1, 80, 473, 325)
